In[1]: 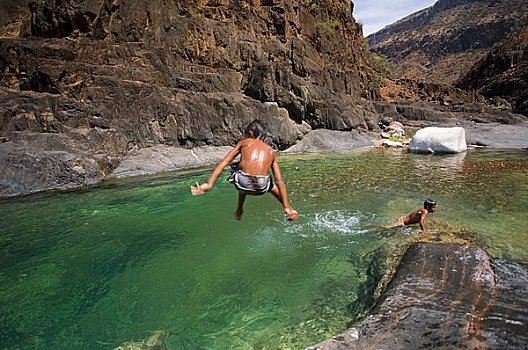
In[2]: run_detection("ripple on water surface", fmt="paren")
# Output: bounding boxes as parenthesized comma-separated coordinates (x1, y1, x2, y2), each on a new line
(0, 148, 526, 349)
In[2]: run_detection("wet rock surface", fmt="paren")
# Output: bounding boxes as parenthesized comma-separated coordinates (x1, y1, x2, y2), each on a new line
(308, 243, 528, 349)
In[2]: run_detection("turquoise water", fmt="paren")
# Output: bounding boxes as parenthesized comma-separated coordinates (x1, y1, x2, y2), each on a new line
(1, 148, 527, 349)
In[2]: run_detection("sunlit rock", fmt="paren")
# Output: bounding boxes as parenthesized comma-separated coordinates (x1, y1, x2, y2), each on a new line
(409, 126, 467, 153)
(308, 243, 528, 349)
(283, 129, 373, 154)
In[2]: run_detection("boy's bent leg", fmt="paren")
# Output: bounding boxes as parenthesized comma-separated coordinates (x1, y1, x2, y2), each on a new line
(385, 216, 405, 229)
(234, 193, 246, 220)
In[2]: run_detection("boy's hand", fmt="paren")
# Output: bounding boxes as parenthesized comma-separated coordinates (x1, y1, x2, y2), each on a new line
(284, 207, 298, 221)
(190, 182, 211, 195)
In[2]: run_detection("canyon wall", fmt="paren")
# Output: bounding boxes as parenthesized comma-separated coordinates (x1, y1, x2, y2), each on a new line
(0, 0, 381, 196)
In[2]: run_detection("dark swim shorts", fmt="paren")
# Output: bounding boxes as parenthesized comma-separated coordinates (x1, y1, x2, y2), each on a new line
(228, 170, 273, 195)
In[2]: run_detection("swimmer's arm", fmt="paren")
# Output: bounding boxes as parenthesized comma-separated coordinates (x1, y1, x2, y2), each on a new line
(419, 209, 429, 232)
(191, 142, 242, 195)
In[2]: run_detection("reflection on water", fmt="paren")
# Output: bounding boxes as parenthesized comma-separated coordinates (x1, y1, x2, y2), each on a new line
(0, 148, 526, 349)
(410, 151, 467, 183)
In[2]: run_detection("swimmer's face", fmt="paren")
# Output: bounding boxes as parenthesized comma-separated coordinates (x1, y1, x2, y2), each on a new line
(427, 205, 437, 213)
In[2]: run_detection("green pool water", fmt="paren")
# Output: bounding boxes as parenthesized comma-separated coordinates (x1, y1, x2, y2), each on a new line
(1, 148, 526, 349)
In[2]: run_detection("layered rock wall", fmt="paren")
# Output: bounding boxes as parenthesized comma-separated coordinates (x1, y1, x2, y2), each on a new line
(0, 0, 381, 196)
(457, 28, 528, 115)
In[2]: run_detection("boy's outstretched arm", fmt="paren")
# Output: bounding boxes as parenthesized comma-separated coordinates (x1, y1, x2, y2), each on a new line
(271, 155, 298, 220)
(190, 142, 241, 195)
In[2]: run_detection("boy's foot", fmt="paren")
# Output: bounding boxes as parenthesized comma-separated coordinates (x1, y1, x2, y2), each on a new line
(234, 210, 243, 220)
(284, 208, 298, 221)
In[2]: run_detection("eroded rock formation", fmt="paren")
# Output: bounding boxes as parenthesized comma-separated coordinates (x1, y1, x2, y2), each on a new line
(366, 0, 528, 124)
(0, 0, 381, 196)
(308, 243, 528, 350)
(457, 27, 528, 116)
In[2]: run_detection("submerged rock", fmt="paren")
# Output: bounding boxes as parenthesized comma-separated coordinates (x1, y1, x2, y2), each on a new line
(114, 330, 169, 350)
(308, 243, 528, 349)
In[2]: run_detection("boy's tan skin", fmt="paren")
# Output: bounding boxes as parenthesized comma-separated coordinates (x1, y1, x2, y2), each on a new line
(386, 204, 437, 232)
(190, 129, 298, 221)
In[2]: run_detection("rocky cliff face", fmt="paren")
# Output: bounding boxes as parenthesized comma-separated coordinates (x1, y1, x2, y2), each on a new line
(0, 0, 381, 196)
(457, 28, 528, 115)
(368, 0, 528, 86)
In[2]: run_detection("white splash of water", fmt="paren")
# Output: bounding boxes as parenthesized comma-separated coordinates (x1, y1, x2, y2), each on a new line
(309, 209, 368, 235)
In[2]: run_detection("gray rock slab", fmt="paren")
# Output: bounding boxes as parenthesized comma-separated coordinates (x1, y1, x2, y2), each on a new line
(112, 129, 376, 179)
(405, 120, 528, 149)
(283, 129, 375, 154)
(0, 142, 105, 197)
(111, 145, 233, 177)
(464, 122, 528, 148)
(307, 243, 528, 350)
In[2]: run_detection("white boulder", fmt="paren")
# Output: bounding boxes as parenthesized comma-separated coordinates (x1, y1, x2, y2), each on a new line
(409, 127, 467, 154)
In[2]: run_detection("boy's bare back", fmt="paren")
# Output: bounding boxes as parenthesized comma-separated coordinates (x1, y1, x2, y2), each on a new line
(403, 208, 428, 226)
(237, 137, 275, 176)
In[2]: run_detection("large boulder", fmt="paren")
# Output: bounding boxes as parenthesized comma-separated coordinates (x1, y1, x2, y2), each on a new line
(308, 243, 528, 350)
(283, 129, 374, 154)
(409, 126, 467, 153)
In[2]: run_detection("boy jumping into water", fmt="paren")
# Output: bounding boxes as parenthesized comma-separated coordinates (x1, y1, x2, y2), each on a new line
(190, 120, 298, 221)
(386, 199, 437, 232)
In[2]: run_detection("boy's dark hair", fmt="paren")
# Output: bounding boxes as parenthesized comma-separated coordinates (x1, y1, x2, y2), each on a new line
(244, 120, 267, 139)
(424, 199, 436, 208)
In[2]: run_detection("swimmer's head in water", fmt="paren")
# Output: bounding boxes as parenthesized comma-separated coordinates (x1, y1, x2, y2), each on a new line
(424, 199, 437, 211)
(244, 120, 267, 139)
